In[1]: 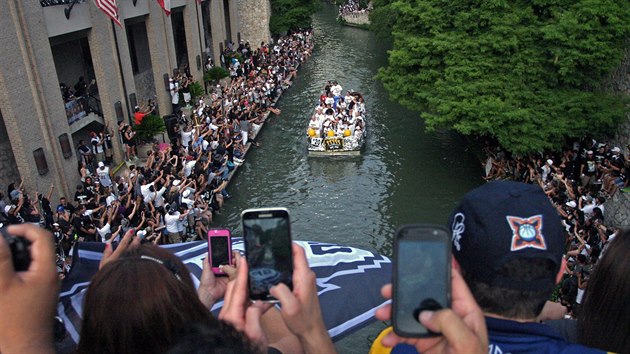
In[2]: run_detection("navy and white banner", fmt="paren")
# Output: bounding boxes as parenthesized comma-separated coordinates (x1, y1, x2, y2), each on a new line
(56, 240, 391, 351)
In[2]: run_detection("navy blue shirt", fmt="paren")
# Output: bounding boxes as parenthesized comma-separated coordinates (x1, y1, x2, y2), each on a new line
(486, 317, 606, 354)
(390, 317, 607, 354)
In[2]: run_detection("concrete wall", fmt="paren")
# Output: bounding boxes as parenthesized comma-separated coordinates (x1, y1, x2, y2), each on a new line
(0, 110, 21, 191)
(602, 49, 630, 228)
(236, 0, 271, 47)
(43, 1, 92, 37)
(341, 12, 371, 26)
(0, 1, 79, 198)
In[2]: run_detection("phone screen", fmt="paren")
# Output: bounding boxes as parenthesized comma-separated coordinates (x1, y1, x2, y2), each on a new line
(242, 209, 293, 301)
(394, 226, 450, 337)
(210, 236, 229, 268)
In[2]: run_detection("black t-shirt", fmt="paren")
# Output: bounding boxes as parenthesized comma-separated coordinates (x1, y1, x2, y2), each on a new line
(74, 190, 91, 205)
(581, 157, 597, 176)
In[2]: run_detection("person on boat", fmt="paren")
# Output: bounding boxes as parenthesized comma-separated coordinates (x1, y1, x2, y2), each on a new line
(324, 92, 334, 107)
(308, 114, 321, 138)
(331, 81, 343, 107)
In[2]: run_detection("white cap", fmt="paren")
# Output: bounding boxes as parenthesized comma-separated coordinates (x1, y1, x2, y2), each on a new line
(172, 180, 181, 186)
(98, 161, 105, 168)
(182, 190, 191, 198)
(566, 201, 577, 208)
(546, 159, 553, 166)
(4, 205, 11, 213)
(612, 147, 621, 153)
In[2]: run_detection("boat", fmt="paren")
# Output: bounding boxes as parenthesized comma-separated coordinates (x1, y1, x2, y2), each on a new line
(307, 86, 366, 156)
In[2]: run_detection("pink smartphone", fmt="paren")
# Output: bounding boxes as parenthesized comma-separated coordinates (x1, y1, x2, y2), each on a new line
(208, 229, 232, 276)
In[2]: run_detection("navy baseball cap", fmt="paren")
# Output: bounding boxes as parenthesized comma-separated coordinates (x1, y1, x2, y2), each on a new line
(448, 181, 565, 291)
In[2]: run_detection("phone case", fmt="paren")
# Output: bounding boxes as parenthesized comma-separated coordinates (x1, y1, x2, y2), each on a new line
(208, 229, 232, 275)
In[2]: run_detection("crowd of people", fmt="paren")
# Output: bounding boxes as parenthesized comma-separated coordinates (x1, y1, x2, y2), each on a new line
(307, 81, 366, 142)
(481, 138, 626, 320)
(0, 29, 314, 280)
(337, 0, 371, 17)
(1, 19, 629, 354)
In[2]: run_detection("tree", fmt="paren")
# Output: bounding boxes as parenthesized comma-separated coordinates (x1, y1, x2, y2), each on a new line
(376, 0, 630, 154)
(269, 0, 319, 36)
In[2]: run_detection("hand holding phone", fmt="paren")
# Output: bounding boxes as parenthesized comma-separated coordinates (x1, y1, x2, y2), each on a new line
(208, 229, 233, 276)
(242, 208, 293, 302)
(392, 224, 451, 337)
(375, 267, 488, 353)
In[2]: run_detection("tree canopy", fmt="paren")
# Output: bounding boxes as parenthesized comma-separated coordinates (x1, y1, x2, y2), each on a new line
(269, 0, 319, 36)
(375, 0, 630, 154)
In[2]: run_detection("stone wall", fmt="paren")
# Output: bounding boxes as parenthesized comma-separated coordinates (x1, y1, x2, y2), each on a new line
(0, 111, 20, 189)
(236, 0, 271, 46)
(341, 12, 370, 27)
(604, 48, 630, 228)
(134, 69, 157, 107)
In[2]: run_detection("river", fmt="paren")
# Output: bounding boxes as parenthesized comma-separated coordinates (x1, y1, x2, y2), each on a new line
(213, 4, 483, 352)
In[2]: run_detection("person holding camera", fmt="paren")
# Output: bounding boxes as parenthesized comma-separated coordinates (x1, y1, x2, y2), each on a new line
(0, 224, 58, 354)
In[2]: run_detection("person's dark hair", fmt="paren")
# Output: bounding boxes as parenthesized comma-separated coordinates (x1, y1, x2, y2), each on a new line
(578, 230, 630, 353)
(77, 244, 216, 354)
(166, 321, 260, 354)
(463, 257, 558, 320)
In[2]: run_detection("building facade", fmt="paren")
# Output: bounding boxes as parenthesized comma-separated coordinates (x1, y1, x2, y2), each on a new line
(0, 0, 270, 201)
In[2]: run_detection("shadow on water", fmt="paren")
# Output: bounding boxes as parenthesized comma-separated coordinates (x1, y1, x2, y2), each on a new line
(213, 5, 483, 352)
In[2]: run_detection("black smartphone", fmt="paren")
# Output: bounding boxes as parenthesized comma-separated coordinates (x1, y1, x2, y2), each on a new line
(242, 208, 293, 302)
(393, 224, 451, 337)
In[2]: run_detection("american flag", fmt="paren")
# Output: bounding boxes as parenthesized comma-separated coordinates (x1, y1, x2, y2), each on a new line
(93, 0, 121, 26)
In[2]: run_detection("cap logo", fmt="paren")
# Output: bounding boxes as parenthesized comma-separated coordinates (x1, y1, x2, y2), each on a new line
(451, 212, 465, 251)
(506, 215, 547, 251)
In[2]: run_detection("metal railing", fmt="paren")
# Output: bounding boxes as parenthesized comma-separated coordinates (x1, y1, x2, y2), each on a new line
(40, 0, 85, 7)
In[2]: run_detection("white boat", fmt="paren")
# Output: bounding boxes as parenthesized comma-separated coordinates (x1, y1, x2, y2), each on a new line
(307, 88, 366, 156)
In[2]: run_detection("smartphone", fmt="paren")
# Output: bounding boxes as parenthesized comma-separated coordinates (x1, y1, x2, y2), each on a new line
(208, 229, 233, 276)
(393, 224, 451, 337)
(241, 208, 293, 302)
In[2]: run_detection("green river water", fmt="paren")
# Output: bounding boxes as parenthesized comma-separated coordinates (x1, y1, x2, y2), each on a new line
(213, 4, 484, 352)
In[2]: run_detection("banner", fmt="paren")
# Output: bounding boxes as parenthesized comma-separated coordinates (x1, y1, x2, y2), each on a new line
(56, 239, 392, 351)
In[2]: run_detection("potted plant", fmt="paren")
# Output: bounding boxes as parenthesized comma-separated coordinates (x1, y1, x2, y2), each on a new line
(133, 114, 166, 158)
(189, 81, 204, 101)
(204, 67, 229, 86)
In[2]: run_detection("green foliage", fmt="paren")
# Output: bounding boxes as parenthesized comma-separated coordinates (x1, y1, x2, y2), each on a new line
(269, 0, 319, 35)
(133, 114, 165, 144)
(225, 52, 244, 64)
(204, 67, 229, 84)
(376, 0, 630, 154)
(189, 81, 204, 100)
(369, 0, 397, 39)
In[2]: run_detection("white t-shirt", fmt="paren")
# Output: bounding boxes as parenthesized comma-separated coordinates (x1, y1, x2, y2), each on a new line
(97, 223, 111, 242)
(170, 82, 179, 104)
(97, 166, 112, 187)
(331, 84, 343, 97)
(165, 212, 181, 233)
(140, 182, 155, 200)
(183, 160, 197, 178)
